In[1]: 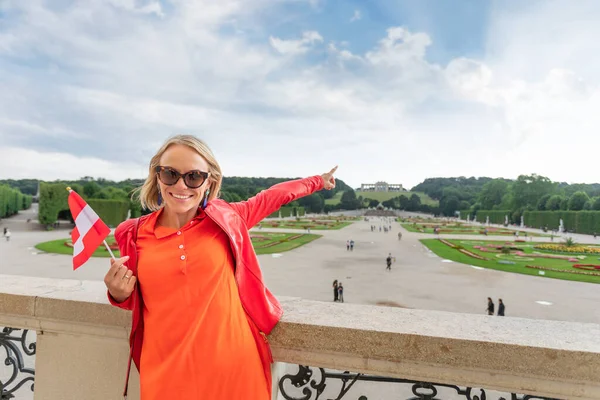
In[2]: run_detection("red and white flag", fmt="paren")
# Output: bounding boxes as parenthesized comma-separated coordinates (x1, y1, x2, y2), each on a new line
(67, 188, 111, 270)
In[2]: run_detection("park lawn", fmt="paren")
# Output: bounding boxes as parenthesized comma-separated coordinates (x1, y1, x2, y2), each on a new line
(253, 233, 322, 254)
(421, 239, 600, 284)
(36, 236, 121, 258)
(259, 220, 352, 230)
(403, 223, 548, 237)
(324, 191, 438, 206)
(35, 232, 321, 258)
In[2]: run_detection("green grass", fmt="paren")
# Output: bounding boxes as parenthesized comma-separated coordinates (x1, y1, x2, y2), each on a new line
(402, 223, 548, 237)
(258, 220, 352, 230)
(421, 239, 600, 284)
(324, 191, 438, 206)
(36, 237, 120, 258)
(36, 232, 321, 258)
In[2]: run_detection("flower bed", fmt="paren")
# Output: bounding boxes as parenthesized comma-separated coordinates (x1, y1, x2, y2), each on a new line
(459, 248, 488, 260)
(515, 251, 582, 261)
(573, 264, 600, 271)
(534, 244, 600, 254)
(439, 239, 457, 248)
(526, 265, 600, 277)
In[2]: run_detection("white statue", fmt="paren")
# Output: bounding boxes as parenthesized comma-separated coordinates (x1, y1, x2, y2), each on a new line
(520, 215, 524, 228)
(486, 216, 490, 225)
(505, 215, 508, 225)
(559, 219, 564, 233)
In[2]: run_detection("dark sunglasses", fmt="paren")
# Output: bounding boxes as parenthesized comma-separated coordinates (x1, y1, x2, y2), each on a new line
(155, 166, 209, 189)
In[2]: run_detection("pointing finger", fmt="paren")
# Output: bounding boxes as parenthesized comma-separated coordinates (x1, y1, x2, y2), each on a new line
(329, 165, 338, 175)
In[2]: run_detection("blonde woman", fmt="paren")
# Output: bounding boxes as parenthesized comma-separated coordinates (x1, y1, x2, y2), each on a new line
(104, 134, 337, 399)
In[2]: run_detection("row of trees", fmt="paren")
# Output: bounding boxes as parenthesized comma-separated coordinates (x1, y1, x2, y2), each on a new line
(0, 185, 33, 218)
(410, 174, 600, 219)
(4, 175, 355, 227)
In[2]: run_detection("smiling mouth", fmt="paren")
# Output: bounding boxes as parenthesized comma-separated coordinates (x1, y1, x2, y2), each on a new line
(170, 193, 193, 200)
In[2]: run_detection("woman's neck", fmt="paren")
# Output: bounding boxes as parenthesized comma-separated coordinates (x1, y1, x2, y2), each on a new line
(158, 207, 198, 230)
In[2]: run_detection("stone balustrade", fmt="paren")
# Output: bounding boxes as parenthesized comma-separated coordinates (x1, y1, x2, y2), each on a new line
(0, 274, 599, 400)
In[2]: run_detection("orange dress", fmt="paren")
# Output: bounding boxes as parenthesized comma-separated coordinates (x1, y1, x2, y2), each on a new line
(136, 208, 270, 399)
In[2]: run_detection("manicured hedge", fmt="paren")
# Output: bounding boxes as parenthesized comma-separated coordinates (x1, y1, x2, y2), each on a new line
(39, 183, 131, 227)
(267, 206, 305, 219)
(458, 210, 473, 220)
(38, 183, 69, 226)
(0, 185, 32, 218)
(474, 210, 512, 224)
(88, 199, 130, 227)
(524, 211, 600, 234)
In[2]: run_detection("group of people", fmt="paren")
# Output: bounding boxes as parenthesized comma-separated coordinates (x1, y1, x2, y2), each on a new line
(346, 239, 355, 251)
(3, 227, 11, 242)
(332, 280, 344, 302)
(370, 224, 392, 233)
(486, 297, 506, 316)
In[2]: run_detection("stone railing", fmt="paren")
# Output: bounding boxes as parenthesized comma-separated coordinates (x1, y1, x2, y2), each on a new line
(0, 274, 599, 400)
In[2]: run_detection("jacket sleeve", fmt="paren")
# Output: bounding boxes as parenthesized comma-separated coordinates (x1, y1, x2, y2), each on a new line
(107, 291, 134, 310)
(229, 175, 325, 228)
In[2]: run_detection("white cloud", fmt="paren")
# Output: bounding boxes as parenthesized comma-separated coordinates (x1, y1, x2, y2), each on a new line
(350, 10, 361, 22)
(2, 1, 600, 189)
(269, 31, 323, 55)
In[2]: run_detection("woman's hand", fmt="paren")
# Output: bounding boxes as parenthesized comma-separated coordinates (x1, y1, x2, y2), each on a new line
(321, 166, 338, 190)
(104, 256, 136, 303)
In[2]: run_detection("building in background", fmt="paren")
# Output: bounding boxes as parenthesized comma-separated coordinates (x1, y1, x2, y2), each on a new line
(359, 182, 405, 192)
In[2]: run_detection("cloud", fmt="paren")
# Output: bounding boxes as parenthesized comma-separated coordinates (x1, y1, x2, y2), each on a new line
(269, 31, 323, 55)
(2, 1, 600, 189)
(350, 9, 361, 22)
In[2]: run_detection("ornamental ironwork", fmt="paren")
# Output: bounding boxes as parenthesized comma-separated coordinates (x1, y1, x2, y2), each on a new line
(278, 365, 561, 400)
(0, 328, 36, 399)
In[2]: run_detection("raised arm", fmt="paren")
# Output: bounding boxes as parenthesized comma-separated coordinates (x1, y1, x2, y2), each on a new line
(230, 167, 337, 228)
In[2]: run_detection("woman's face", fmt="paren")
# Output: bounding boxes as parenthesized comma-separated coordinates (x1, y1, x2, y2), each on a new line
(157, 144, 211, 215)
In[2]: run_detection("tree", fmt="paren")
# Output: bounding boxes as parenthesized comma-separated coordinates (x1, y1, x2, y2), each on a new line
(593, 197, 600, 211)
(545, 195, 563, 211)
(458, 200, 470, 210)
(536, 194, 552, 211)
(511, 174, 556, 210)
(478, 179, 509, 210)
(367, 199, 379, 208)
(83, 181, 101, 198)
(568, 191, 590, 211)
(583, 200, 593, 210)
(441, 195, 460, 216)
(297, 193, 325, 213)
(408, 193, 421, 211)
(398, 195, 409, 210)
(340, 190, 360, 210)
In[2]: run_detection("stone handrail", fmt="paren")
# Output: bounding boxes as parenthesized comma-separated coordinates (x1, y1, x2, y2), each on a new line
(0, 274, 599, 400)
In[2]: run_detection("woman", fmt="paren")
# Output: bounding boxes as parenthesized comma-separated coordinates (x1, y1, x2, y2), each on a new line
(104, 135, 337, 399)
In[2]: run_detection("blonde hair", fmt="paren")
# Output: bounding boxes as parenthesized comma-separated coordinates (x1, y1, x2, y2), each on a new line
(134, 135, 222, 211)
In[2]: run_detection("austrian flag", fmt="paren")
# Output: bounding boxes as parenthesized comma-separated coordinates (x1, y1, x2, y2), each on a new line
(67, 188, 111, 270)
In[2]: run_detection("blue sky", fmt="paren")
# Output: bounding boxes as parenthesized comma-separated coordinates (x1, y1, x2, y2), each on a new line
(1, 0, 600, 189)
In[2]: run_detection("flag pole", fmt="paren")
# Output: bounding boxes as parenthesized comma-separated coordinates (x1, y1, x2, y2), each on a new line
(66, 186, 116, 261)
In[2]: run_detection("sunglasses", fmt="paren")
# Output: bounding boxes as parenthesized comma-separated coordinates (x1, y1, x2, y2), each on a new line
(155, 166, 209, 189)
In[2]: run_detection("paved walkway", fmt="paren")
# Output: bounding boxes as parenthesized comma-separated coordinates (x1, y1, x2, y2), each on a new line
(1, 213, 599, 323)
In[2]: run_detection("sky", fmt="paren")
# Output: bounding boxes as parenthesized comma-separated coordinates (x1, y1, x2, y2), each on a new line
(1, 0, 600, 190)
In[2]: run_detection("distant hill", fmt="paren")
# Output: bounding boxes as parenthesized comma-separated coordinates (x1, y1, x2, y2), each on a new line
(325, 190, 438, 206)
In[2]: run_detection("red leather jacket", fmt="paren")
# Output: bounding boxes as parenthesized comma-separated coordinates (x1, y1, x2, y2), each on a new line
(108, 175, 324, 397)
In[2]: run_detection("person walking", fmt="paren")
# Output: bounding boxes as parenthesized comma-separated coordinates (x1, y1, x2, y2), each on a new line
(386, 253, 392, 271)
(350, 239, 354, 251)
(104, 134, 338, 400)
(337, 282, 344, 303)
(397, 232, 402, 240)
(333, 280, 339, 302)
(4, 228, 11, 242)
(498, 299, 505, 316)
(487, 297, 495, 316)
(346, 240, 350, 251)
